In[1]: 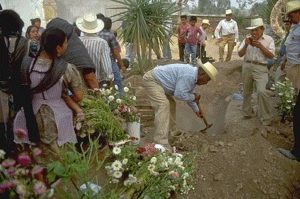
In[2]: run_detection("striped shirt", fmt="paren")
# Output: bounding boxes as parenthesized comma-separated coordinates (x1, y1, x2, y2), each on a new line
(79, 35, 113, 81)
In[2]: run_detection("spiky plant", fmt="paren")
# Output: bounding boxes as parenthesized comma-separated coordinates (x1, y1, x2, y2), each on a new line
(112, 0, 178, 74)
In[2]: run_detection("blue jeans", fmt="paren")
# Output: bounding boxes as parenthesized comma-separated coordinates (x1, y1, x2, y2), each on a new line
(112, 61, 124, 96)
(184, 44, 197, 65)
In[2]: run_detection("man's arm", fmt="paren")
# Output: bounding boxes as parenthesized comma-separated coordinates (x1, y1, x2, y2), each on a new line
(252, 39, 275, 59)
(238, 39, 249, 57)
(100, 41, 113, 81)
(234, 22, 239, 42)
(112, 48, 126, 72)
(214, 21, 222, 39)
(82, 69, 99, 89)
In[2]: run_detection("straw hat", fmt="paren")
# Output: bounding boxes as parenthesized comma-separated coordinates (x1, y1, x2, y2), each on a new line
(286, 1, 300, 14)
(225, 9, 232, 15)
(202, 19, 210, 26)
(197, 60, 218, 81)
(76, 13, 104, 34)
(246, 18, 264, 30)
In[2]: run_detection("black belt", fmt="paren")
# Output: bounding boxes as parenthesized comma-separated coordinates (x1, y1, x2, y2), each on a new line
(245, 60, 267, 66)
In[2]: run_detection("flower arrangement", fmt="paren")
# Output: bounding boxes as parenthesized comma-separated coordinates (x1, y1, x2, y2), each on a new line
(101, 85, 141, 123)
(104, 143, 195, 198)
(0, 149, 54, 198)
(271, 78, 296, 120)
(74, 89, 126, 141)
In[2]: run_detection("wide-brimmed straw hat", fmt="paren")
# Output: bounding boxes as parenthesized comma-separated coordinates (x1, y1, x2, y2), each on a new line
(202, 19, 210, 26)
(225, 9, 232, 15)
(286, 1, 300, 15)
(246, 18, 264, 30)
(197, 60, 218, 81)
(76, 13, 104, 34)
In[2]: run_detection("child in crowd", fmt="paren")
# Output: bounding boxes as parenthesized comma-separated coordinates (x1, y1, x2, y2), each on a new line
(184, 16, 202, 65)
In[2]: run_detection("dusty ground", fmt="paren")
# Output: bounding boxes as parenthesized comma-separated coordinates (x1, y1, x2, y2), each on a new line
(124, 35, 300, 199)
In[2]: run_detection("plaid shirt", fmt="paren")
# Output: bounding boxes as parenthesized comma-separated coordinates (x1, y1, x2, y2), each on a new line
(98, 29, 121, 61)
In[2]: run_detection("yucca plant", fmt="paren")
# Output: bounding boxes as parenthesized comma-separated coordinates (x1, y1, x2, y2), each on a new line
(112, 0, 178, 74)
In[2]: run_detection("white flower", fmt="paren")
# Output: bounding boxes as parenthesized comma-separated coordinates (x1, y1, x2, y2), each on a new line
(116, 98, 122, 104)
(114, 85, 119, 90)
(0, 150, 6, 159)
(287, 100, 292, 103)
(286, 106, 291, 110)
(100, 88, 105, 95)
(167, 158, 174, 164)
(150, 157, 157, 164)
(124, 180, 130, 186)
(112, 146, 121, 155)
(132, 96, 136, 101)
(113, 171, 123, 179)
(103, 84, 108, 88)
(270, 87, 275, 91)
(169, 185, 176, 191)
(293, 103, 296, 106)
(111, 160, 123, 171)
(147, 164, 156, 171)
(75, 122, 82, 130)
(122, 158, 128, 165)
(278, 93, 283, 96)
(105, 89, 111, 95)
(124, 87, 129, 93)
(108, 95, 115, 102)
(182, 172, 189, 179)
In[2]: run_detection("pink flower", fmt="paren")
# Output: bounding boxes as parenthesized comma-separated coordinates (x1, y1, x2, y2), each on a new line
(6, 167, 16, 176)
(169, 170, 180, 178)
(2, 159, 16, 168)
(32, 148, 42, 158)
(31, 165, 44, 179)
(17, 153, 31, 167)
(15, 128, 28, 140)
(0, 181, 15, 193)
(33, 181, 47, 196)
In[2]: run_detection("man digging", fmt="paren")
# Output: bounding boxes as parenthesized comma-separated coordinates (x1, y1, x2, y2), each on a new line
(143, 61, 218, 150)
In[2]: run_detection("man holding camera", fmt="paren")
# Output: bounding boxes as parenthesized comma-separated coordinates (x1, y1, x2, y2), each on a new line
(238, 18, 275, 126)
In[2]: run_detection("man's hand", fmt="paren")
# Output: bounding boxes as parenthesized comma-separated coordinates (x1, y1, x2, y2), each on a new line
(251, 40, 263, 49)
(245, 37, 251, 46)
(195, 111, 204, 118)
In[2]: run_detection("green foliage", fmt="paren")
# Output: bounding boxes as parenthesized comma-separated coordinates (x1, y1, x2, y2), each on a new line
(251, 0, 278, 23)
(112, 0, 178, 73)
(76, 92, 126, 141)
(271, 78, 297, 116)
(197, 0, 231, 14)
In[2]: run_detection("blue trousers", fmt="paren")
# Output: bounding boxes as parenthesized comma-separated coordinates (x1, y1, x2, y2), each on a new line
(184, 44, 197, 65)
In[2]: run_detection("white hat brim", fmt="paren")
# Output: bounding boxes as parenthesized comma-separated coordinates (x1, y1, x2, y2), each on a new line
(76, 18, 104, 34)
(197, 60, 218, 81)
(246, 25, 263, 30)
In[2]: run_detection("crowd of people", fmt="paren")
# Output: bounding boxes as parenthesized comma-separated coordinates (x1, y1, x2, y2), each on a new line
(0, 1, 299, 163)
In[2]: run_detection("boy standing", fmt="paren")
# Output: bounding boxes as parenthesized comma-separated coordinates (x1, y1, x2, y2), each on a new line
(184, 16, 202, 65)
(177, 15, 189, 62)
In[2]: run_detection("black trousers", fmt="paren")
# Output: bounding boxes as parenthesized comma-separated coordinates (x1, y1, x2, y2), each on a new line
(178, 43, 185, 62)
(292, 91, 300, 157)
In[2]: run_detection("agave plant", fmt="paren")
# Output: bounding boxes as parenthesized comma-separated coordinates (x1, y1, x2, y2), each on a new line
(112, 0, 178, 73)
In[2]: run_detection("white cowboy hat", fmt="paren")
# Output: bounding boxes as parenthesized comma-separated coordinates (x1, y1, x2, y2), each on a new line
(286, 1, 300, 14)
(225, 9, 232, 15)
(246, 18, 264, 30)
(76, 13, 104, 34)
(202, 19, 210, 26)
(197, 60, 218, 81)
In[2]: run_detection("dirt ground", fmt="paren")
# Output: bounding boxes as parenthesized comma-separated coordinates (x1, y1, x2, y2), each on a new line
(124, 36, 300, 199)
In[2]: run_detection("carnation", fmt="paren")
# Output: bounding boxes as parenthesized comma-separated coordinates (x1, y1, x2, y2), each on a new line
(17, 153, 32, 167)
(2, 159, 16, 168)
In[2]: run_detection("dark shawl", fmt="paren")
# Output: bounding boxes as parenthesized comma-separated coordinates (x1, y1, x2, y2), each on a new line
(46, 17, 96, 71)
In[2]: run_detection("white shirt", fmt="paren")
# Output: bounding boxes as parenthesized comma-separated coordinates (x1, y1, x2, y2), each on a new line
(238, 34, 275, 64)
(80, 35, 113, 81)
(214, 19, 239, 42)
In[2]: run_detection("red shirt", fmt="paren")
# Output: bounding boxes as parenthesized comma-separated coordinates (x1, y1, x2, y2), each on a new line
(186, 26, 202, 45)
(177, 23, 190, 44)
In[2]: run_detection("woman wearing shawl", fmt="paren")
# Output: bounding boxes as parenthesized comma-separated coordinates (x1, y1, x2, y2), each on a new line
(47, 18, 99, 89)
(13, 28, 83, 159)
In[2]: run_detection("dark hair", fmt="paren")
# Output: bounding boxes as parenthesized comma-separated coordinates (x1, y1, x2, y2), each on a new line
(40, 27, 66, 58)
(103, 17, 112, 30)
(0, 9, 24, 36)
(96, 13, 105, 20)
(122, 58, 129, 69)
(180, 15, 187, 19)
(190, 16, 197, 22)
(31, 18, 41, 25)
(25, 25, 38, 39)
